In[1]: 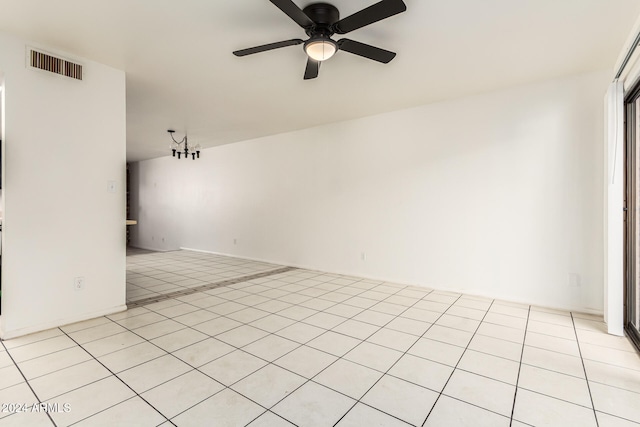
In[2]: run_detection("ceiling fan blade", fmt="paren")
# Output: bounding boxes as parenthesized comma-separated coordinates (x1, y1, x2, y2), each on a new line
(270, 0, 315, 28)
(233, 39, 304, 56)
(304, 58, 320, 80)
(337, 39, 396, 63)
(332, 0, 406, 34)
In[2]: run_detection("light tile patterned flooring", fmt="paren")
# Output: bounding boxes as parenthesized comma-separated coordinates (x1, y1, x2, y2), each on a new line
(0, 250, 639, 426)
(125, 249, 284, 303)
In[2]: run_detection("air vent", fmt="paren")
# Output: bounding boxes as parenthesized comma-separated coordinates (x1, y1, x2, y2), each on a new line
(29, 49, 83, 81)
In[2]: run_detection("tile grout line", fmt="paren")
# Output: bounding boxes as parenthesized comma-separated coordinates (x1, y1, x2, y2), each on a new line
(7, 285, 608, 421)
(31, 277, 494, 425)
(127, 260, 283, 290)
(87, 271, 379, 375)
(56, 329, 177, 427)
(129, 273, 435, 425)
(16, 287, 568, 424)
(17, 304, 585, 424)
(421, 299, 499, 427)
(0, 339, 58, 427)
(183, 274, 393, 424)
(100, 289, 355, 424)
(570, 312, 600, 427)
(125, 262, 289, 302)
(508, 305, 531, 427)
(97, 314, 283, 424)
(141, 274, 403, 351)
(225, 276, 434, 425)
(52, 270, 316, 358)
(318, 289, 451, 425)
(127, 265, 284, 290)
(127, 266, 298, 308)
(7, 304, 550, 378)
(243, 279, 443, 426)
(2, 292, 530, 352)
(331, 292, 456, 427)
(335, 292, 476, 426)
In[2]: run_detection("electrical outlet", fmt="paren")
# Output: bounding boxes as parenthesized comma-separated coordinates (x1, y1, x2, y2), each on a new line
(73, 276, 85, 291)
(107, 180, 116, 193)
(361, 252, 366, 261)
(234, 238, 237, 245)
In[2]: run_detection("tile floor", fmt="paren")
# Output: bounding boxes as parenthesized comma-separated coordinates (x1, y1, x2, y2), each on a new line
(0, 250, 639, 426)
(125, 249, 284, 303)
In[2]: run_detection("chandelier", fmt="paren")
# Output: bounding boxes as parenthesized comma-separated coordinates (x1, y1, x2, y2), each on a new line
(168, 129, 201, 160)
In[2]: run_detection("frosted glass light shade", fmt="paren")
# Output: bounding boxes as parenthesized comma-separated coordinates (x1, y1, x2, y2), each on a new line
(305, 40, 337, 61)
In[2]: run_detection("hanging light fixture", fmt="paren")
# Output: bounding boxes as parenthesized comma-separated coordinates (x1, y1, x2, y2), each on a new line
(168, 129, 200, 160)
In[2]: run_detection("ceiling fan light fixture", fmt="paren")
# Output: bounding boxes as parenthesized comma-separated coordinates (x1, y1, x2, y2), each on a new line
(233, 0, 407, 79)
(304, 37, 337, 61)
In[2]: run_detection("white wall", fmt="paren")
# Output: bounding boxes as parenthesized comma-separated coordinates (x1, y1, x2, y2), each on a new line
(0, 32, 127, 339)
(131, 70, 609, 313)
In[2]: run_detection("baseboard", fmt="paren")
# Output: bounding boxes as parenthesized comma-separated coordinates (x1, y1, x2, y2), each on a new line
(0, 304, 128, 340)
(127, 244, 175, 253)
(178, 247, 604, 317)
(180, 247, 299, 267)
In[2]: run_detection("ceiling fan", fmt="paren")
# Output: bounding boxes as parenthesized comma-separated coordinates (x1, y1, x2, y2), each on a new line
(233, 0, 407, 80)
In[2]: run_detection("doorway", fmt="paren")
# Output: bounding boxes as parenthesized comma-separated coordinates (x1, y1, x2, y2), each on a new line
(624, 86, 640, 351)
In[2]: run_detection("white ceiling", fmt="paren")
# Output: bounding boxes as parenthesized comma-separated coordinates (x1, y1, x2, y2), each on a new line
(0, 0, 639, 161)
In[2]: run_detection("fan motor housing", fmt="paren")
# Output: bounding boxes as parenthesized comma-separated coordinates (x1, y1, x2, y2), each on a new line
(302, 3, 339, 26)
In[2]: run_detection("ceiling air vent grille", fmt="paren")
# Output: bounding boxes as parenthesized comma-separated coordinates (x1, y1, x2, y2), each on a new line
(29, 49, 83, 81)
